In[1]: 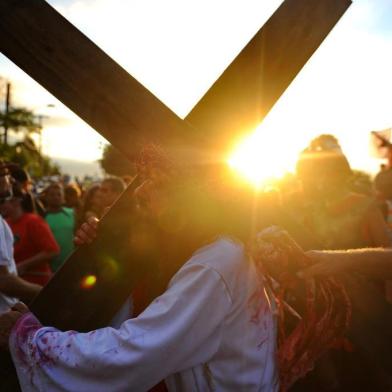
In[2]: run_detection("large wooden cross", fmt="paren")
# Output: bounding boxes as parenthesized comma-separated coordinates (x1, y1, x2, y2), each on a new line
(0, 0, 350, 353)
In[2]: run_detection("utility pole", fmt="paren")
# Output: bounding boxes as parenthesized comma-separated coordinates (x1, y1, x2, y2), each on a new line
(37, 114, 44, 172)
(4, 82, 11, 145)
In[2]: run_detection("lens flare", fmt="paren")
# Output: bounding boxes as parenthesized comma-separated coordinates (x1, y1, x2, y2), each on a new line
(100, 255, 120, 281)
(80, 274, 97, 290)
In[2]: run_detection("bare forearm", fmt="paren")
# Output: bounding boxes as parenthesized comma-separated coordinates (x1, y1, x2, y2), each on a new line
(0, 266, 41, 302)
(319, 248, 392, 279)
(344, 248, 392, 278)
(0, 275, 41, 303)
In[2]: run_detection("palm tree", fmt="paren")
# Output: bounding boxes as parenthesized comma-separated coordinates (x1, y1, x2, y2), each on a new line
(0, 107, 41, 145)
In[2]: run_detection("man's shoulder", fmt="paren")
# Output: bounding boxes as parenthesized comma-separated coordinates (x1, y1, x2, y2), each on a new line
(25, 213, 44, 222)
(167, 238, 248, 301)
(46, 207, 74, 216)
(0, 217, 16, 269)
(0, 215, 8, 228)
(177, 237, 257, 304)
(188, 237, 248, 278)
(194, 236, 244, 259)
(24, 213, 47, 229)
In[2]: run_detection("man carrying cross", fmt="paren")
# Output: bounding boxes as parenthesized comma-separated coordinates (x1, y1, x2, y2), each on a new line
(0, 152, 280, 391)
(0, 146, 353, 392)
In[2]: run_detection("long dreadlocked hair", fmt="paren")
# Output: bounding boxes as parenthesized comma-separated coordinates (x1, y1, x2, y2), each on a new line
(135, 145, 352, 391)
(251, 226, 352, 391)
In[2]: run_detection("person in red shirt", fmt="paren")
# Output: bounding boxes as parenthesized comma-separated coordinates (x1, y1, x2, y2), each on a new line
(0, 185, 59, 286)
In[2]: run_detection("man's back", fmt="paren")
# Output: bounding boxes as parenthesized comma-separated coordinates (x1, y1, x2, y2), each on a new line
(165, 237, 279, 391)
(10, 237, 279, 391)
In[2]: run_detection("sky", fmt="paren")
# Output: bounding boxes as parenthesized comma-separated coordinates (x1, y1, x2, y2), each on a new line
(0, 0, 392, 180)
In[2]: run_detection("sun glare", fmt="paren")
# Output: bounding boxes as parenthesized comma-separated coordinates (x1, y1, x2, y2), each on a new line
(228, 125, 299, 188)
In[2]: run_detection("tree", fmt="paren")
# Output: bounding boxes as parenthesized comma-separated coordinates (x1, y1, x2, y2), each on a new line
(99, 144, 135, 177)
(0, 107, 41, 145)
(0, 80, 59, 177)
(0, 136, 60, 177)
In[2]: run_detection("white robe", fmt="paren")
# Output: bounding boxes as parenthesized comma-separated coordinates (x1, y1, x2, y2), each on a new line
(10, 237, 279, 391)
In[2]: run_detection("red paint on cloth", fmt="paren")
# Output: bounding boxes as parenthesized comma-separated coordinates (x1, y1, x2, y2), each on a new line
(12, 312, 43, 367)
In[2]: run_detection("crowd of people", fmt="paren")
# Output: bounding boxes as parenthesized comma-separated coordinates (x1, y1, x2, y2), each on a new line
(0, 135, 391, 391)
(0, 167, 127, 304)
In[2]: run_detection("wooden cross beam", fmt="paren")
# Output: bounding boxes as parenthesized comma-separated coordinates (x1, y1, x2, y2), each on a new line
(0, 0, 200, 163)
(186, 0, 352, 155)
(0, 0, 351, 161)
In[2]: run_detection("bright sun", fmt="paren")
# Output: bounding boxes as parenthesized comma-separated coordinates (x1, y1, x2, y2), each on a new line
(228, 124, 299, 188)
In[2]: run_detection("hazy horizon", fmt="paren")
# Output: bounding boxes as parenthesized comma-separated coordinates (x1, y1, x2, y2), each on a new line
(52, 157, 103, 178)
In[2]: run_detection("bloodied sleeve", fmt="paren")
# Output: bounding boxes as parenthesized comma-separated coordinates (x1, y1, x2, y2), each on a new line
(9, 263, 232, 392)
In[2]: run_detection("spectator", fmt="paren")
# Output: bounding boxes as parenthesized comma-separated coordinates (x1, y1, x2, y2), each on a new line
(373, 168, 392, 302)
(374, 167, 392, 237)
(0, 166, 18, 313)
(77, 184, 103, 229)
(64, 183, 82, 211)
(0, 167, 42, 308)
(45, 183, 75, 273)
(1, 184, 59, 286)
(9, 166, 46, 217)
(99, 176, 126, 209)
(291, 134, 390, 249)
(289, 134, 391, 391)
(64, 183, 82, 226)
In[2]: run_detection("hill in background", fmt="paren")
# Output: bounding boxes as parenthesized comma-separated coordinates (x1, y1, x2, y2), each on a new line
(53, 157, 102, 179)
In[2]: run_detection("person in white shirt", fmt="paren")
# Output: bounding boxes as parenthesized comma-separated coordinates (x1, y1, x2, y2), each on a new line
(0, 167, 41, 311)
(0, 213, 18, 314)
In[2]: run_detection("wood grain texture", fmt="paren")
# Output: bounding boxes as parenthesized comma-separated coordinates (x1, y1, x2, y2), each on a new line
(0, 0, 351, 162)
(186, 0, 352, 156)
(0, 0, 201, 162)
(30, 177, 146, 331)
